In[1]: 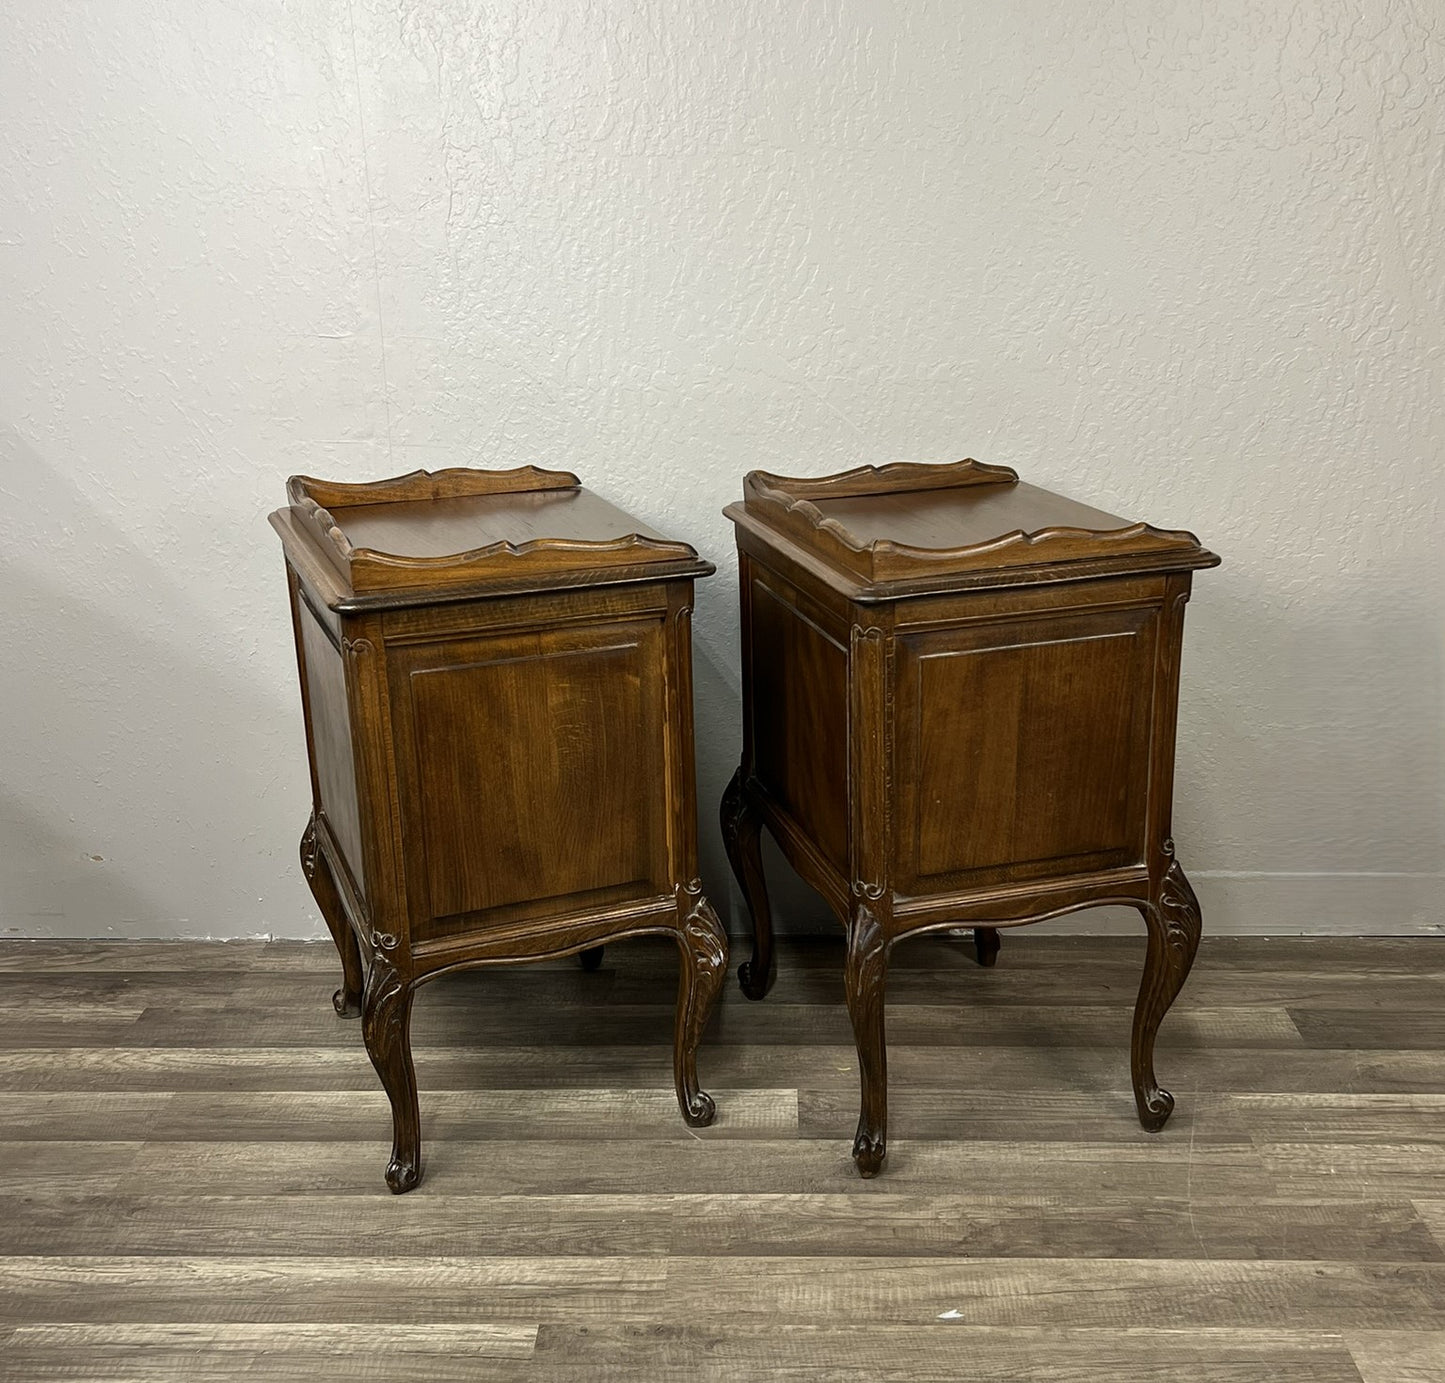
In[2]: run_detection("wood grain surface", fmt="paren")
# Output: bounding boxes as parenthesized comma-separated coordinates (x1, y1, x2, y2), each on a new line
(1, 933, 1442, 1381)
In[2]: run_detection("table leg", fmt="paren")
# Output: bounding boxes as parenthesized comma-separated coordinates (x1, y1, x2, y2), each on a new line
(721, 767, 775, 1000)
(672, 885, 728, 1128)
(844, 901, 889, 1177)
(974, 926, 1001, 967)
(362, 952, 421, 1194)
(300, 815, 362, 1018)
(1131, 841, 1202, 1132)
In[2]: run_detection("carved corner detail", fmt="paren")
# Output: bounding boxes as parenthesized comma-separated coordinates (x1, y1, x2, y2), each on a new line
(341, 635, 375, 663)
(1157, 838, 1201, 958)
(677, 879, 727, 983)
(300, 815, 320, 880)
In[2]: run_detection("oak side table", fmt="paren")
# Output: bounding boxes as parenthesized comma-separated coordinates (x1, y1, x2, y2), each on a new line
(720, 459, 1219, 1176)
(271, 467, 727, 1192)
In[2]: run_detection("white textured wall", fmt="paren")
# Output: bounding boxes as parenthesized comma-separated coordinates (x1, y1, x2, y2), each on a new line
(2, 1, 1441, 939)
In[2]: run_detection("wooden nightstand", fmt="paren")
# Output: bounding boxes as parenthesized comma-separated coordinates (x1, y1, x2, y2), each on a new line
(720, 459, 1219, 1176)
(271, 467, 727, 1192)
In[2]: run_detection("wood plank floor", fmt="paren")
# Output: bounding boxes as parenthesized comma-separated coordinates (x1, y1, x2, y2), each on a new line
(1, 932, 1443, 1381)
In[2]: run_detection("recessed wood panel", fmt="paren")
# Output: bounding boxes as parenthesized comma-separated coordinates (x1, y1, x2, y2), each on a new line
(749, 579, 848, 872)
(393, 621, 667, 933)
(298, 605, 365, 893)
(897, 607, 1157, 891)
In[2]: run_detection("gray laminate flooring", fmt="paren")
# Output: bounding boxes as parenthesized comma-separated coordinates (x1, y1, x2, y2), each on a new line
(1, 933, 1443, 1381)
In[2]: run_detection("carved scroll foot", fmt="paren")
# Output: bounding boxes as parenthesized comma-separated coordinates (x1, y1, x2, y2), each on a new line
(578, 946, 604, 973)
(300, 815, 363, 1018)
(974, 927, 1001, 968)
(1132, 842, 1202, 1133)
(852, 1130, 887, 1177)
(673, 884, 728, 1128)
(737, 959, 770, 1002)
(384, 1151, 421, 1196)
(721, 767, 774, 1000)
(362, 952, 421, 1193)
(844, 903, 890, 1178)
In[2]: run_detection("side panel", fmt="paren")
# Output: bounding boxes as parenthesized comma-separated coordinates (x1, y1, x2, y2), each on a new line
(895, 603, 1159, 894)
(295, 591, 367, 896)
(387, 614, 670, 939)
(748, 574, 850, 874)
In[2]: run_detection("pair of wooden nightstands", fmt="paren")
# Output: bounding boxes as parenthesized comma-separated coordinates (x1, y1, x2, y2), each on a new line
(273, 461, 1216, 1189)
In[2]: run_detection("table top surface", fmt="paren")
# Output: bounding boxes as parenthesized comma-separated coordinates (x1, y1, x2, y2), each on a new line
(730, 459, 1218, 596)
(805, 480, 1136, 553)
(272, 467, 711, 609)
(335, 486, 668, 559)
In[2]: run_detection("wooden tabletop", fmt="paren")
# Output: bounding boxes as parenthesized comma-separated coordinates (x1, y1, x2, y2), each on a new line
(732, 459, 1218, 596)
(272, 467, 711, 609)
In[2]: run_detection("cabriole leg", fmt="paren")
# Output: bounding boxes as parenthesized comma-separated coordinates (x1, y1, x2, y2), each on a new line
(1131, 842, 1202, 1132)
(300, 815, 363, 1017)
(721, 767, 774, 999)
(673, 886, 728, 1128)
(362, 953, 421, 1193)
(844, 902, 890, 1177)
